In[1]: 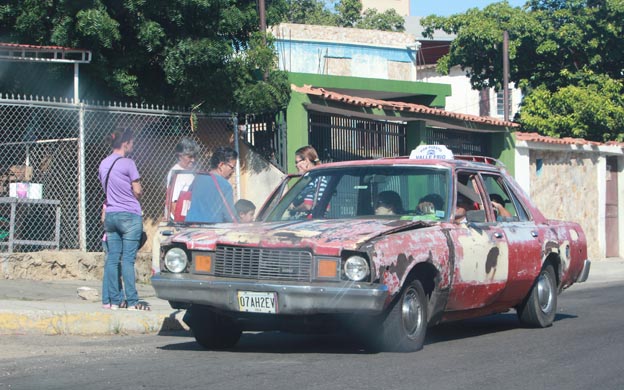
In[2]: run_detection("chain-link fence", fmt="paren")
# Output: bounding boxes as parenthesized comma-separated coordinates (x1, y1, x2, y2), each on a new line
(0, 95, 235, 252)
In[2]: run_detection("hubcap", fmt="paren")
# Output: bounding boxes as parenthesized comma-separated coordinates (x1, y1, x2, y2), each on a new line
(536, 271, 554, 313)
(401, 287, 423, 339)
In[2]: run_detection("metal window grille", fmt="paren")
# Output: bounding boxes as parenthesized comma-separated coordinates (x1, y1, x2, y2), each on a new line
(308, 111, 407, 163)
(424, 127, 489, 156)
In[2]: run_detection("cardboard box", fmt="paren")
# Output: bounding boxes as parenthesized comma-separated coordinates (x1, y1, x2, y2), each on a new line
(9, 182, 43, 199)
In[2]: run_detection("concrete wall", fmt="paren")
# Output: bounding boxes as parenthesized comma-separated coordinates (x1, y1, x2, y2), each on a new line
(237, 142, 285, 212)
(529, 150, 600, 259)
(515, 141, 624, 259)
(417, 66, 522, 118)
(272, 24, 418, 81)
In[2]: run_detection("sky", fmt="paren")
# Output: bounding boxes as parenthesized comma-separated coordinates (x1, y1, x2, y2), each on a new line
(410, 0, 526, 17)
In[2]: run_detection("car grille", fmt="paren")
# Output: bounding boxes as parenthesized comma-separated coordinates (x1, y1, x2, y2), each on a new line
(214, 245, 313, 281)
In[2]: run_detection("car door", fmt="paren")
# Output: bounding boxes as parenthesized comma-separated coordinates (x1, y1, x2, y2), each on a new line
(446, 170, 510, 311)
(481, 173, 543, 305)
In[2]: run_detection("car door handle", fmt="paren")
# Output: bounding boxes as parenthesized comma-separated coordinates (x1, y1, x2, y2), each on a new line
(493, 232, 503, 239)
(531, 231, 538, 238)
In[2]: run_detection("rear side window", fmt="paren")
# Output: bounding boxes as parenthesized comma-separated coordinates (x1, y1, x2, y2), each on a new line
(482, 174, 529, 222)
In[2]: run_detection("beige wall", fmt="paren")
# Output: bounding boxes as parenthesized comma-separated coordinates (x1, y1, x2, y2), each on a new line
(527, 150, 600, 259)
(237, 142, 285, 216)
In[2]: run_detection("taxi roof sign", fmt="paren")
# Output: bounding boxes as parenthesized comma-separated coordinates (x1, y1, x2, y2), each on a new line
(409, 145, 454, 160)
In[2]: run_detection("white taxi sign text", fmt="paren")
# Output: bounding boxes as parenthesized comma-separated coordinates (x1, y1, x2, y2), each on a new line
(409, 145, 454, 160)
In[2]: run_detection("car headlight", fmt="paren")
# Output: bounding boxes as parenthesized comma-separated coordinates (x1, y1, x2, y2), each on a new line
(343, 255, 370, 281)
(164, 247, 188, 273)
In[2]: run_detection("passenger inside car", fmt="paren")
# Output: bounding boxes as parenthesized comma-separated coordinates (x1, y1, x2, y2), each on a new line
(417, 193, 444, 215)
(490, 193, 512, 219)
(375, 191, 405, 216)
(454, 194, 474, 223)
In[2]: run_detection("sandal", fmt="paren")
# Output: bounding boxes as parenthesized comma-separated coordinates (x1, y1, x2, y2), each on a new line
(102, 303, 111, 310)
(119, 300, 128, 309)
(127, 302, 151, 311)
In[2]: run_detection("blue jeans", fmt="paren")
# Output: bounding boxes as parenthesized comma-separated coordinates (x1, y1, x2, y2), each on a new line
(104, 212, 142, 306)
(101, 237, 124, 305)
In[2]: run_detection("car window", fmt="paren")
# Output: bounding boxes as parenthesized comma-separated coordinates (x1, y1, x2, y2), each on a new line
(265, 165, 451, 222)
(503, 179, 530, 222)
(482, 174, 520, 221)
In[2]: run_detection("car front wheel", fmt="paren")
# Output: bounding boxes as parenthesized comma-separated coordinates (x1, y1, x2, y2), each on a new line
(375, 279, 428, 352)
(517, 264, 557, 328)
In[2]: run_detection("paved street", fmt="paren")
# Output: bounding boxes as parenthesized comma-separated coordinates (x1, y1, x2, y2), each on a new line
(1, 279, 623, 390)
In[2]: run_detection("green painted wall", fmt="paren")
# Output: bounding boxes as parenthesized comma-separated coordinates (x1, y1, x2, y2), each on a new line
(285, 72, 515, 173)
(288, 73, 451, 107)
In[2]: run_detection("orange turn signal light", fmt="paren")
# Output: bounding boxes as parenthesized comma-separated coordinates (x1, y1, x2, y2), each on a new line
(317, 259, 338, 278)
(195, 254, 212, 272)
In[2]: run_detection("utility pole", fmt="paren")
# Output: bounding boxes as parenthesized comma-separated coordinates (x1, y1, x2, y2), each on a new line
(258, 0, 268, 80)
(503, 31, 510, 122)
(259, 0, 266, 38)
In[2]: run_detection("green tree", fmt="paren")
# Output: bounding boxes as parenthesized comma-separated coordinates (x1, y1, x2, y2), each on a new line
(420, 0, 624, 141)
(278, 0, 405, 32)
(358, 8, 405, 32)
(283, 0, 336, 25)
(335, 0, 361, 27)
(0, 0, 290, 113)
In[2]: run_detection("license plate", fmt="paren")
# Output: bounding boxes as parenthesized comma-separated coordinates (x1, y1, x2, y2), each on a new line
(237, 291, 277, 314)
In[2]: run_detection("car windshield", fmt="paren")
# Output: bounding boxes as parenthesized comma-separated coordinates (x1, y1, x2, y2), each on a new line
(265, 165, 451, 222)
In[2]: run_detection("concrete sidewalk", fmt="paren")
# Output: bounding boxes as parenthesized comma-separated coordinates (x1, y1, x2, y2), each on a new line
(0, 279, 188, 336)
(1, 258, 623, 336)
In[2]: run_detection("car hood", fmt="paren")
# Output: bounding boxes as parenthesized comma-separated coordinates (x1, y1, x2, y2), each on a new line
(170, 218, 431, 256)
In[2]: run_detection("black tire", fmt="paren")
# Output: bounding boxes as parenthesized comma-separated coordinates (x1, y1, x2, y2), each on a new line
(375, 279, 428, 352)
(186, 305, 242, 350)
(517, 264, 557, 328)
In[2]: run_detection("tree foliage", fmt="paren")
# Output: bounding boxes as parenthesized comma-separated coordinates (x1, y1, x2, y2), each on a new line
(0, 0, 291, 113)
(281, 0, 405, 32)
(420, 0, 624, 141)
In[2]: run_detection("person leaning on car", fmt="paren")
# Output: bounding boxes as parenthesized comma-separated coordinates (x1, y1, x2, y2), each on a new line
(184, 146, 239, 224)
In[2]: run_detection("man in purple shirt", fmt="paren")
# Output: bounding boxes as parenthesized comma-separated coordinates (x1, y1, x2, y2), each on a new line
(98, 129, 149, 311)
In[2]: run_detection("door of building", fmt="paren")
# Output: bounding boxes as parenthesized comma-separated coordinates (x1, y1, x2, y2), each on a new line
(606, 156, 619, 257)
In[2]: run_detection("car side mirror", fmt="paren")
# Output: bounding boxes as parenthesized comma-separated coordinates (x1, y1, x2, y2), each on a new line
(466, 210, 486, 223)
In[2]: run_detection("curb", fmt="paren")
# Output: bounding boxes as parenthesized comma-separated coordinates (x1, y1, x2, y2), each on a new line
(0, 306, 188, 336)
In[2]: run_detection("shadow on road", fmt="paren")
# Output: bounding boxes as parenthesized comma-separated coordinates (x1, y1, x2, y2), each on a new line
(156, 312, 579, 353)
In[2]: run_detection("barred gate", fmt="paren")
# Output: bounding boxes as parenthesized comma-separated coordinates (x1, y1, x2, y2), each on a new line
(308, 111, 407, 163)
(424, 127, 489, 156)
(0, 96, 235, 252)
(241, 111, 287, 172)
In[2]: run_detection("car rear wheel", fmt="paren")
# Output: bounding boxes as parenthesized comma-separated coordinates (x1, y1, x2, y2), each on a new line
(185, 305, 242, 349)
(517, 264, 557, 328)
(375, 279, 428, 352)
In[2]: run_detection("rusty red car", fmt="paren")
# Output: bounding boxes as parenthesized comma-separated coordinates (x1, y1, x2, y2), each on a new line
(152, 146, 591, 352)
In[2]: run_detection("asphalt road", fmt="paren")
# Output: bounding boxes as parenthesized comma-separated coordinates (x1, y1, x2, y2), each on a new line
(1, 281, 623, 390)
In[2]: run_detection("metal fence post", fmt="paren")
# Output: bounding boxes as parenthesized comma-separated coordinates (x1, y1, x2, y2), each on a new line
(78, 103, 87, 251)
(233, 115, 240, 200)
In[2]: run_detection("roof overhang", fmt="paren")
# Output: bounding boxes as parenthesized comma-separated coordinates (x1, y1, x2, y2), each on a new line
(294, 85, 518, 133)
(304, 102, 507, 133)
(0, 43, 91, 64)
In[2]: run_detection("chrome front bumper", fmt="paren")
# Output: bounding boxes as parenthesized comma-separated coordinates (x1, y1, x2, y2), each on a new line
(576, 259, 591, 283)
(152, 273, 389, 315)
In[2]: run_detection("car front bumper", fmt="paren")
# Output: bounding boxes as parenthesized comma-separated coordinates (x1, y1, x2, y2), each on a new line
(152, 273, 389, 315)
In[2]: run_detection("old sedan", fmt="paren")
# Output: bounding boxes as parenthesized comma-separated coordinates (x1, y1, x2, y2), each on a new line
(152, 146, 591, 352)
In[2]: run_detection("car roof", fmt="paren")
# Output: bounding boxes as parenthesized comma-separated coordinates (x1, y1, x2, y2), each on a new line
(312, 156, 504, 174)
